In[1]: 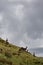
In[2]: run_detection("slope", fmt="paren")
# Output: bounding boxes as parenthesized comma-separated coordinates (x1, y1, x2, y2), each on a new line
(0, 38, 43, 65)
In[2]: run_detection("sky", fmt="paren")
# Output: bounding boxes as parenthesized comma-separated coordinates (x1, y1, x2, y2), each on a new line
(0, 0, 43, 49)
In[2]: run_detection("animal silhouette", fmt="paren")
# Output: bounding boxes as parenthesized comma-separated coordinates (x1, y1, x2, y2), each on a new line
(19, 46, 27, 51)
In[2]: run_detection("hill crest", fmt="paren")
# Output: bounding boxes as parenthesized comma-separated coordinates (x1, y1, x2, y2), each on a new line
(0, 38, 43, 65)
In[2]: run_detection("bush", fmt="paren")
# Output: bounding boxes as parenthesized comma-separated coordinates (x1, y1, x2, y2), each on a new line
(13, 52, 20, 56)
(5, 38, 9, 45)
(34, 61, 40, 64)
(12, 52, 17, 55)
(0, 38, 5, 43)
(0, 48, 3, 53)
(33, 52, 35, 57)
(5, 51, 12, 58)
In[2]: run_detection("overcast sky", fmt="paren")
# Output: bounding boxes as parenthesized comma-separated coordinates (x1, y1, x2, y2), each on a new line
(0, 0, 43, 48)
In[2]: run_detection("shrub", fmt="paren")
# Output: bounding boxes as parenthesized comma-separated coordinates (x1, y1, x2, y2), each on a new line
(5, 38, 9, 45)
(9, 44, 12, 47)
(0, 38, 5, 43)
(34, 61, 40, 64)
(33, 52, 35, 57)
(13, 52, 20, 56)
(5, 51, 12, 58)
(12, 52, 17, 55)
(0, 48, 3, 53)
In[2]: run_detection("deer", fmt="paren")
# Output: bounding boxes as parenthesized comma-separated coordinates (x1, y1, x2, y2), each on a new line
(19, 46, 27, 51)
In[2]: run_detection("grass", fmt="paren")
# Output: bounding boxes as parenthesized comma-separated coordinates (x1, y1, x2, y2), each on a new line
(0, 38, 43, 65)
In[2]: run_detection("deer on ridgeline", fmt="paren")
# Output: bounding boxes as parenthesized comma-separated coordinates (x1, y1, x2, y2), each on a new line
(19, 46, 27, 51)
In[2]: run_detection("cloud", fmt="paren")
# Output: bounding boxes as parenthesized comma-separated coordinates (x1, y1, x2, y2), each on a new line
(15, 4, 24, 20)
(0, 0, 43, 48)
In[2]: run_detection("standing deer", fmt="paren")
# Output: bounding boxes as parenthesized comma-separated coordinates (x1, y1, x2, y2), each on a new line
(19, 46, 27, 51)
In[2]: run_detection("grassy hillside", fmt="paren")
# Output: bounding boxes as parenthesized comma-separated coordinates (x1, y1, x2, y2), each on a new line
(0, 38, 43, 65)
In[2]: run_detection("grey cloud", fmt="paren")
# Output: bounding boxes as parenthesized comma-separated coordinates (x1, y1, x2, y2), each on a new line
(23, 0, 43, 39)
(0, 0, 43, 48)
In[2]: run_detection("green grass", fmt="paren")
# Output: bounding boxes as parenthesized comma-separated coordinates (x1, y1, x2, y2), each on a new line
(0, 38, 43, 65)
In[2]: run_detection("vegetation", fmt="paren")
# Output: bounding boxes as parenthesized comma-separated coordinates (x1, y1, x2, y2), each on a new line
(0, 38, 43, 65)
(33, 52, 35, 57)
(5, 51, 12, 57)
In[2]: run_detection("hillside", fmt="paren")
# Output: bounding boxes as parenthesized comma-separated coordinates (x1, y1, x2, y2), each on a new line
(0, 38, 43, 65)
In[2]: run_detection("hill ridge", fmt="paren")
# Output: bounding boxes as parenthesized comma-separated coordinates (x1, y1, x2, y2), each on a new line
(0, 38, 43, 65)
